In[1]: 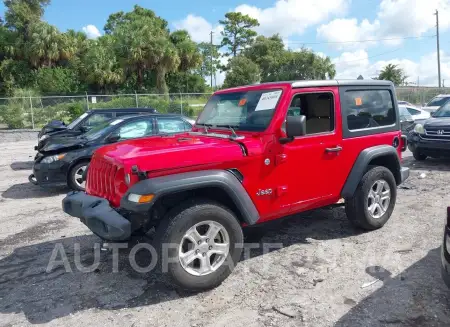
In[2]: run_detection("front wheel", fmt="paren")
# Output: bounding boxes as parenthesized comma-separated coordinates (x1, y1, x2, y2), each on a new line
(345, 166, 397, 230)
(68, 161, 89, 191)
(413, 150, 427, 161)
(153, 200, 243, 291)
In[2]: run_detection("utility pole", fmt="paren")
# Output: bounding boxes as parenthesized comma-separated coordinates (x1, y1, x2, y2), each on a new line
(210, 31, 214, 89)
(435, 10, 442, 87)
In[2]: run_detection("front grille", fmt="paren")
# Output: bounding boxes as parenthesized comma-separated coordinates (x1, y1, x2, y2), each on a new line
(423, 128, 450, 141)
(86, 156, 118, 202)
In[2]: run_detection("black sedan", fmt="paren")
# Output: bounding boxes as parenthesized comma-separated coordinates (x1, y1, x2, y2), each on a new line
(37, 107, 158, 149)
(30, 114, 192, 191)
(442, 208, 450, 288)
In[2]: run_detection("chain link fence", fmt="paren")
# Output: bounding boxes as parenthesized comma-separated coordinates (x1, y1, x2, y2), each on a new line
(1, 87, 450, 130)
(0, 93, 212, 129)
(396, 87, 450, 106)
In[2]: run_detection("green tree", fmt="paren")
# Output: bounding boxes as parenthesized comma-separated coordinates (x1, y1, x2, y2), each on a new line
(33, 67, 81, 94)
(244, 34, 285, 82)
(25, 21, 61, 68)
(268, 49, 336, 81)
(111, 6, 179, 93)
(166, 71, 207, 93)
(220, 12, 259, 57)
(81, 35, 123, 92)
(197, 42, 221, 85)
(4, 0, 50, 34)
(223, 56, 260, 88)
(378, 64, 408, 86)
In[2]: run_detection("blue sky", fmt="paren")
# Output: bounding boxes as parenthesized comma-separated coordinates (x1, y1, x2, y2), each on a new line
(1, 0, 449, 86)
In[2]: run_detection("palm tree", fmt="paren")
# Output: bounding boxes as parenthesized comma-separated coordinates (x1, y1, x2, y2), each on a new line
(81, 35, 123, 92)
(378, 64, 407, 86)
(115, 17, 180, 93)
(26, 22, 60, 67)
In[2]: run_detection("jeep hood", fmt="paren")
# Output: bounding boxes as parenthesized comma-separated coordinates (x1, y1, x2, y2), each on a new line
(94, 134, 259, 172)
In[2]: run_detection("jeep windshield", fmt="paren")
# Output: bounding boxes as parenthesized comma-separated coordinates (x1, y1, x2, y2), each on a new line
(196, 89, 282, 132)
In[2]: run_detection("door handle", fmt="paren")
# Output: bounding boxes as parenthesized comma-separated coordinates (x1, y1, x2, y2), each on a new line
(325, 146, 343, 153)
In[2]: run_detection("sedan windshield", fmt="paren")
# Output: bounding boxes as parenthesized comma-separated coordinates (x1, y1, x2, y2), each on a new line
(67, 112, 88, 129)
(82, 119, 122, 140)
(427, 96, 450, 107)
(196, 89, 282, 132)
(432, 102, 450, 117)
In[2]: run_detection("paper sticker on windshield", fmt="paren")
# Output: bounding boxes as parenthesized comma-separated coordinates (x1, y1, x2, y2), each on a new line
(355, 97, 362, 106)
(238, 98, 247, 106)
(110, 119, 123, 125)
(255, 90, 282, 111)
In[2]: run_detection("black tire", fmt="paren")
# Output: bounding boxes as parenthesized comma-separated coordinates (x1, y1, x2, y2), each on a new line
(413, 150, 427, 161)
(345, 166, 397, 231)
(68, 161, 89, 191)
(153, 199, 243, 291)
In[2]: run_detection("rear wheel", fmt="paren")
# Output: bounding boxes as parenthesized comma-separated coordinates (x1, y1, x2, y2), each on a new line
(153, 199, 243, 291)
(345, 166, 397, 230)
(413, 150, 427, 161)
(68, 161, 89, 191)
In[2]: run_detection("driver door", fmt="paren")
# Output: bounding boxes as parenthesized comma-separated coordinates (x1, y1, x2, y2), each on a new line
(278, 87, 345, 214)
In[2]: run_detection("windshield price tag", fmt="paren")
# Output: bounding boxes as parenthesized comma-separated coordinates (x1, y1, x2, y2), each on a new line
(255, 90, 282, 111)
(110, 119, 124, 125)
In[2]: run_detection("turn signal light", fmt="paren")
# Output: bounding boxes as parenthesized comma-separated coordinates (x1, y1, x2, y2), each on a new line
(128, 193, 154, 203)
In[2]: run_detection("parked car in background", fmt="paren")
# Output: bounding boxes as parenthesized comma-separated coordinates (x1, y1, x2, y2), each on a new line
(403, 105, 430, 123)
(441, 207, 450, 288)
(398, 101, 415, 107)
(399, 106, 415, 133)
(408, 101, 450, 160)
(30, 114, 192, 191)
(421, 94, 450, 113)
(37, 107, 158, 147)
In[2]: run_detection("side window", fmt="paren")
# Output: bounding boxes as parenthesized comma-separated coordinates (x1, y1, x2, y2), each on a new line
(83, 113, 113, 127)
(407, 107, 420, 115)
(344, 90, 395, 131)
(286, 92, 334, 135)
(117, 120, 153, 140)
(157, 118, 188, 133)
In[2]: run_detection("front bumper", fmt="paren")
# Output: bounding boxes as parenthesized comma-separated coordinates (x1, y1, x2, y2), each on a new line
(408, 133, 450, 157)
(30, 160, 68, 187)
(441, 227, 450, 288)
(400, 167, 410, 183)
(62, 192, 131, 241)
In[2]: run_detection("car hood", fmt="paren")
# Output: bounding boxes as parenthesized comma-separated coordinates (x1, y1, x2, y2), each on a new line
(422, 106, 440, 112)
(39, 136, 86, 154)
(94, 133, 262, 173)
(424, 118, 450, 128)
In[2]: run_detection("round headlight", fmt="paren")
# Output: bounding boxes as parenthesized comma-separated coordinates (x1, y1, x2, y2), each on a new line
(125, 173, 131, 185)
(414, 124, 424, 134)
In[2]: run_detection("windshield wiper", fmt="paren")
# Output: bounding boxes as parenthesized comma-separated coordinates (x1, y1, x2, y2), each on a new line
(215, 125, 243, 140)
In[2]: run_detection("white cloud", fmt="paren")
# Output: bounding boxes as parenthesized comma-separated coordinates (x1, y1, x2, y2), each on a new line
(235, 0, 349, 37)
(82, 25, 102, 39)
(333, 49, 450, 86)
(318, 0, 450, 49)
(173, 14, 222, 44)
(317, 19, 379, 49)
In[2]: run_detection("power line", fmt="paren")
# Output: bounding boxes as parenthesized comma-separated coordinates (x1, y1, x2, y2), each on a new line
(334, 48, 403, 64)
(287, 34, 436, 46)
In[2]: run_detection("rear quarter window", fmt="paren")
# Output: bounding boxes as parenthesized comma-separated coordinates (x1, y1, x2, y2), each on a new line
(344, 89, 396, 131)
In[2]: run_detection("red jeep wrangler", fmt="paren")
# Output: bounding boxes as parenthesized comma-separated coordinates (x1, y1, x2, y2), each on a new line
(63, 80, 409, 290)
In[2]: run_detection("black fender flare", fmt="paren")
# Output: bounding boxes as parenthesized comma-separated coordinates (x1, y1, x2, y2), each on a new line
(341, 145, 401, 198)
(121, 170, 260, 225)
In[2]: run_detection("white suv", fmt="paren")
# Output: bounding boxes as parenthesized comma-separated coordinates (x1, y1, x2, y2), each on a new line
(422, 94, 450, 113)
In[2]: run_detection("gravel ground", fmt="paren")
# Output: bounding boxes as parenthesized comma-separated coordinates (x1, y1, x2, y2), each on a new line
(0, 140, 449, 327)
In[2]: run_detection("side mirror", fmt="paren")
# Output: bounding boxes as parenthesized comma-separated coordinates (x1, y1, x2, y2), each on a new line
(106, 133, 120, 143)
(280, 115, 306, 144)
